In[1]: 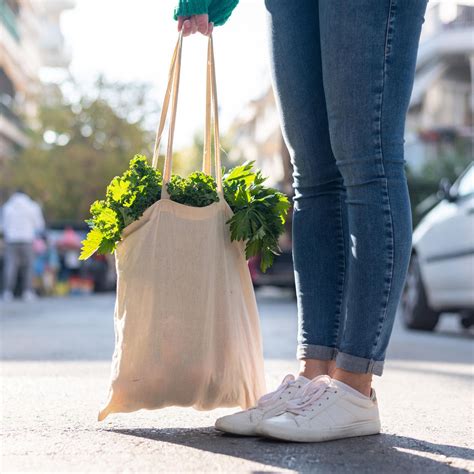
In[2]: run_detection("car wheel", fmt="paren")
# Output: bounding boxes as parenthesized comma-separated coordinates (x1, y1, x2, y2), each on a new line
(460, 310, 474, 329)
(401, 253, 440, 331)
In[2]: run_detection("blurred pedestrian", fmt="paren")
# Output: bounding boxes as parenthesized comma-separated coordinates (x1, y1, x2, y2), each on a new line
(1, 189, 45, 302)
(56, 227, 82, 282)
(175, 0, 428, 442)
(33, 234, 60, 296)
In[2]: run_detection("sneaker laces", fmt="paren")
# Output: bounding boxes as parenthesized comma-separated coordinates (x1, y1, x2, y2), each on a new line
(286, 375, 334, 415)
(256, 374, 299, 409)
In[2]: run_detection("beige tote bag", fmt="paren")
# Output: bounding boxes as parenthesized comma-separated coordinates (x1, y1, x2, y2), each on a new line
(98, 34, 266, 421)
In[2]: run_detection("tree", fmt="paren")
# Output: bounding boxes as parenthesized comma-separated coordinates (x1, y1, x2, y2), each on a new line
(1, 77, 156, 223)
(1, 77, 235, 224)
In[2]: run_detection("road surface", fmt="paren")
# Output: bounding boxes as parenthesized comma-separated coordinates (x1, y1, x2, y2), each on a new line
(1, 290, 473, 473)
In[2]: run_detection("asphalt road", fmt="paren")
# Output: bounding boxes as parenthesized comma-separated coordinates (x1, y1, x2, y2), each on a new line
(1, 290, 473, 473)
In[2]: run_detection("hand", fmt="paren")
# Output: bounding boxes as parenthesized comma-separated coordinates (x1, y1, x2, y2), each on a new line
(178, 14, 214, 37)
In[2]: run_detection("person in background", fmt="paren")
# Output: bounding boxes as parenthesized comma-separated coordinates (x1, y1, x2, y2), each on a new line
(1, 189, 45, 302)
(174, 0, 428, 443)
(33, 234, 60, 296)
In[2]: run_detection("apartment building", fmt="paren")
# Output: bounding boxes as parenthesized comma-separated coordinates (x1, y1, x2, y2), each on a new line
(230, 0, 474, 185)
(0, 0, 74, 159)
(406, 1, 474, 173)
(228, 89, 291, 190)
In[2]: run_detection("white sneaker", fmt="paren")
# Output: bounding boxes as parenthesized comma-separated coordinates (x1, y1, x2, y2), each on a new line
(22, 290, 37, 302)
(215, 374, 311, 436)
(258, 375, 381, 442)
(2, 291, 14, 302)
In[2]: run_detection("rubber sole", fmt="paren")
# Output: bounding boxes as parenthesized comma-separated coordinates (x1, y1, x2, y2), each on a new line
(214, 420, 259, 437)
(258, 419, 381, 443)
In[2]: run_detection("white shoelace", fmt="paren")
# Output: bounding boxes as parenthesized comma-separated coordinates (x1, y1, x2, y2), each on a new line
(256, 374, 301, 409)
(286, 375, 335, 415)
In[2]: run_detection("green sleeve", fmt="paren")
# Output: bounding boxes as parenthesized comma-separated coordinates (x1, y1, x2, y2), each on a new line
(173, 0, 239, 27)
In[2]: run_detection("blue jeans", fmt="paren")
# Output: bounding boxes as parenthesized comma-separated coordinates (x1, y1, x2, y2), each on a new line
(265, 0, 428, 376)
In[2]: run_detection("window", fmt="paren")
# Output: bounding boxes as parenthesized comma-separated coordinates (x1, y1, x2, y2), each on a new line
(456, 163, 474, 198)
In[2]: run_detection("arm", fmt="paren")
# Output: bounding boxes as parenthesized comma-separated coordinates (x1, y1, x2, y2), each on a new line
(174, 0, 239, 35)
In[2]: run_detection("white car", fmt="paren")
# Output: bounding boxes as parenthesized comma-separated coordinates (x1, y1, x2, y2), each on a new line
(401, 162, 474, 331)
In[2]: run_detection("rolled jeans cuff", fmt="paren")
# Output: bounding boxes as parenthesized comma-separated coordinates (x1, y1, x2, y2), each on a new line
(336, 352, 384, 376)
(297, 344, 338, 361)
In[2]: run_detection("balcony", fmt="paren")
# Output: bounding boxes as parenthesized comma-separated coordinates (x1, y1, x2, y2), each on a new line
(0, 99, 28, 150)
(0, 100, 24, 131)
(410, 3, 474, 108)
(417, 3, 474, 68)
(0, 0, 20, 42)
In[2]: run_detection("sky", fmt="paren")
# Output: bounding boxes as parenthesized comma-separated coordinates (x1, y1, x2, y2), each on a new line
(60, 0, 270, 149)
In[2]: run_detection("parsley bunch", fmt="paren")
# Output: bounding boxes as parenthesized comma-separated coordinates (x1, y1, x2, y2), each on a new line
(80, 155, 290, 272)
(167, 172, 219, 207)
(80, 155, 162, 259)
(223, 162, 290, 272)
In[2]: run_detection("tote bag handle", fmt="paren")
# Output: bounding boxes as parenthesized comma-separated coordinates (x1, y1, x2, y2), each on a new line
(202, 36, 222, 188)
(152, 33, 223, 198)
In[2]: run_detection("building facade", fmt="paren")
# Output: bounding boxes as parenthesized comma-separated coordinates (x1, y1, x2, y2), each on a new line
(228, 88, 291, 191)
(406, 1, 474, 174)
(0, 0, 74, 159)
(230, 0, 473, 185)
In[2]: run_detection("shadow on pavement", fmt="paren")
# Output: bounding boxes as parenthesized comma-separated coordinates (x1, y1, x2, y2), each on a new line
(109, 427, 473, 472)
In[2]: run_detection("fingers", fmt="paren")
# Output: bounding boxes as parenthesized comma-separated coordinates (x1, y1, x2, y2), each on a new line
(190, 16, 198, 34)
(181, 18, 192, 36)
(177, 14, 213, 37)
(195, 14, 209, 34)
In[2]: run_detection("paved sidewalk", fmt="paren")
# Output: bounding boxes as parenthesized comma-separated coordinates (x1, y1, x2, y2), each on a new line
(1, 294, 473, 473)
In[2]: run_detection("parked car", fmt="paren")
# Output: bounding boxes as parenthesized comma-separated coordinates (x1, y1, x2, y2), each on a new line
(401, 162, 474, 331)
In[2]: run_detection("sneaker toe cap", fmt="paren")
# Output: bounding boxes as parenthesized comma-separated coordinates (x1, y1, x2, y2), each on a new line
(258, 413, 299, 438)
(215, 412, 258, 436)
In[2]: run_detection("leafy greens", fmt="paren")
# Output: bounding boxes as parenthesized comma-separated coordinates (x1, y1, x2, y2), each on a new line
(80, 155, 290, 271)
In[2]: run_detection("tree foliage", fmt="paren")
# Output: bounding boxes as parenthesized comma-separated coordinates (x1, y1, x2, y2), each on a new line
(1, 78, 155, 222)
(1, 77, 235, 224)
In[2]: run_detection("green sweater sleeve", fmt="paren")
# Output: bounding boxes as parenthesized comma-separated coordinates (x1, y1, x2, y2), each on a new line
(173, 0, 239, 27)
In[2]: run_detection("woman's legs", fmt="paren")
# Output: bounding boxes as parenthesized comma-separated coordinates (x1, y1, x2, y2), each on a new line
(266, 0, 427, 392)
(318, 0, 428, 388)
(265, 0, 350, 379)
(216, 0, 428, 441)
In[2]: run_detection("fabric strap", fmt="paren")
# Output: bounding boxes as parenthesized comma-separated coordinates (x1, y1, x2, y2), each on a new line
(151, 32, 181, 170)
(152, 33, 223, 198)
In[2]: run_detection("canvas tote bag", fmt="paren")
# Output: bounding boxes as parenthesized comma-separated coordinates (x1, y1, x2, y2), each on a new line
(98, 34, 266, 421)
